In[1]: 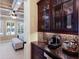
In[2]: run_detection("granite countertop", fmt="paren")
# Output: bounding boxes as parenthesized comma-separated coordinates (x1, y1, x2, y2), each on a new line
(31, 41, 78, 59)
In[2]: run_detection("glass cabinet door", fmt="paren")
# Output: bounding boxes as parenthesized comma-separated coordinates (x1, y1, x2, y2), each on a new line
(63, 0, 73, 31)
(38, 0, 51, 32)
(52, 4, 63, 30)
(52, 0, 77, 33)
(42, 1, 50, 32)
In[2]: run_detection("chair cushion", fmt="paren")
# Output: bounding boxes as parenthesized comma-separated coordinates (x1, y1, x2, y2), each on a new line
(12, 38, 23, 50)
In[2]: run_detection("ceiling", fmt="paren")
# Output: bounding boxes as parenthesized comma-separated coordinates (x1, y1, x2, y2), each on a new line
(0, 0, 24, 20)
(0, 0, 13, 9)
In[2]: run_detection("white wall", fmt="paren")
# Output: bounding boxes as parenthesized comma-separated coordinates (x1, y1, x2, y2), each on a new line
(24, 0, 39, 59)
(30, 0, 39, 41)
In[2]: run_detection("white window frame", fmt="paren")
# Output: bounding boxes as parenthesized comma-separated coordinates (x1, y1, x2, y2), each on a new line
(17, 21, 24, 34)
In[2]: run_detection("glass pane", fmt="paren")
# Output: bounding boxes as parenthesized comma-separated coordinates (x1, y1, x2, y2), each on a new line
(11, 23, 14, 26)
(63, 0, 73, 29)
(63, 0, 73, 14)
(52, 5, 62, 29)
(6, 21, 15, 35)
(7, 22, 10, 26)
(42, 3, 50, 31)
(53, 0, 62, 6)
(17, 22, 24, 34)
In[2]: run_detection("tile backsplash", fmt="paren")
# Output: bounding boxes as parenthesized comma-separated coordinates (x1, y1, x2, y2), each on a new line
(38, 32, 79, 41)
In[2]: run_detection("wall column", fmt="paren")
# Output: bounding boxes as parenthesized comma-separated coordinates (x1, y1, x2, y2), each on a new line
(24, 0, 31, 59)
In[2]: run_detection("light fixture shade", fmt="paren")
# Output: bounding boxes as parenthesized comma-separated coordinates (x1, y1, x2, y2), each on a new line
(10, 15, 17, 19)
(17, 2, 21, 5)
(12, 0, 23, 11)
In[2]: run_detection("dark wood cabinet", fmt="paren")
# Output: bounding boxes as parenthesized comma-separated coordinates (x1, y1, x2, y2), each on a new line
(38, 0, 52, 32)
(38, 0, 79, 35)
(52, 0, 78, 34)
(31, 43, 46, 59)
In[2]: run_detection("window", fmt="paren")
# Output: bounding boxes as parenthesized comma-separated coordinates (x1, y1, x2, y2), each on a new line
(6, 21, 15, 35)
(17, 21, 24, 34)
(0, 20, 3, 35)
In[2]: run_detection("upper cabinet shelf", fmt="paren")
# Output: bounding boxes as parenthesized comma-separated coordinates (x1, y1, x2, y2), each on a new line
(53, 0, 72, 7)
(38, 0, 79, 35)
